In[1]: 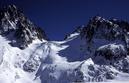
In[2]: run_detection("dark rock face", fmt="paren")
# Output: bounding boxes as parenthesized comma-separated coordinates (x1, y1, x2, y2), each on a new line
(80, 16, 129, 53)
(94, 44, 127, 63)
(81, 17, 124, 41)
(81, 16, 127, 42)
(112, 57, 129, 73)
(63, 16, 129, 62)
(63, 16, 129, 64)
(78, 16, 129, 66)
(0, 5, 47, 49)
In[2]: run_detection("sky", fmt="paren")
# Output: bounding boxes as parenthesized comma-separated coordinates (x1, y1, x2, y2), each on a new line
(0, 0, 129, 40)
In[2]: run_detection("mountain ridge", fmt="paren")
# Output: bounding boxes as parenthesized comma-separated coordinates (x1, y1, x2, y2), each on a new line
(0, 5, 129, 83)
(0, 5, 48, 49)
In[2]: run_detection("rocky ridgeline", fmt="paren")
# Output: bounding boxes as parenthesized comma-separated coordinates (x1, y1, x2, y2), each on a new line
(0, 5, 47, 49)
(79, 16, 129, 60)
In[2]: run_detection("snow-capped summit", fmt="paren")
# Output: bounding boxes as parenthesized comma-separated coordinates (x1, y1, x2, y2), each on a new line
(49, 16, 129, 82)
(0, 5, 129, 83)
(63, 16, 129, 61)
(0, 5, 47, 49)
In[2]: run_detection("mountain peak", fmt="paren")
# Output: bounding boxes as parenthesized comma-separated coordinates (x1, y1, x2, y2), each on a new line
(0, 5, 48, 49)
(0, 7, 129, 82)
(6, 4, 17, 11)
(63, 16, 129, 62)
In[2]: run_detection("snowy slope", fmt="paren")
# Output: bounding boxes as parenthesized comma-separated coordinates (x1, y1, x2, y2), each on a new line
(0, 35, 41, 83)
(0, 33, 124, 83)
(1, 5, 129, 83)
(0, 30, 129, 83)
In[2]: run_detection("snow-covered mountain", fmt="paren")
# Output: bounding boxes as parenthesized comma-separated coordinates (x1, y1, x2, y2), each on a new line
(0, 5, 47, 49)
(0, 5, 129, 83)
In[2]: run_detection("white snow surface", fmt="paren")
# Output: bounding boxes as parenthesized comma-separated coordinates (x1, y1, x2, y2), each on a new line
(0, 31, 129, 83)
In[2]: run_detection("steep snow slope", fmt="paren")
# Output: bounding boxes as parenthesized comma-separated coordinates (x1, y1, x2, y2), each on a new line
(1, 32, 129, 83)
(33, 39, 129, 83)
(0, 35, 40, 83)
(0, 5, 129, 83)
(60, 32, 88, 62)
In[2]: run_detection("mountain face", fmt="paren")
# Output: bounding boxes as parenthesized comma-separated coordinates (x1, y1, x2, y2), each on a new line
(58, 16, 129, 82)
(0, 5, 129, 83)
(0, 5, 47, 49)
(63, 16, 129, 61)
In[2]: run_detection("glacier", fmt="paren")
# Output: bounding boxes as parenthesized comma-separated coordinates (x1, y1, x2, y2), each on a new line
(0, 33, 129, 83)
(0, 5, 129, 83)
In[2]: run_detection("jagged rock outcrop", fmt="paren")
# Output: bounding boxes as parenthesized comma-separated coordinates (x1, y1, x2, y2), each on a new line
(80, 16, 129, 51)
(80, 16, 129, 62)
(63, 15, 129, 64)
(94, 44, 127, 64)
(0, 5, 47, 49)
(60, 16, 129, 82)
(1, 4, 129, 82)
